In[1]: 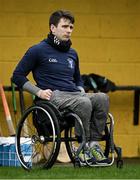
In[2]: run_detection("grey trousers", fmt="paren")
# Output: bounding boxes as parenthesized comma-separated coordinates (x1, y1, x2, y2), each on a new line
(50, 90, 109, 141)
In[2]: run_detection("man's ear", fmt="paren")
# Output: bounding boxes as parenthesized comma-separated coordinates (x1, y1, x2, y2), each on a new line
(50, 24, 56, 33)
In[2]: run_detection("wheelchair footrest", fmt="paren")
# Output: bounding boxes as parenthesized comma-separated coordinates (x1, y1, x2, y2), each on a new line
(73, 155, 114, 168)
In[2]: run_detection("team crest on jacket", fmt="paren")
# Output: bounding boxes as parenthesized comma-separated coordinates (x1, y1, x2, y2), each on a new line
(67, 58, 74, 69)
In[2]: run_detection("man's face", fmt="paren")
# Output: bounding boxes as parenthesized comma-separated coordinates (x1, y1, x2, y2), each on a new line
(50, 18, 74, 41)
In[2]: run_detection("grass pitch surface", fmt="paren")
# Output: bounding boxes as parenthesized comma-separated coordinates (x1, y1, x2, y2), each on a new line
(0, 159, 140, 179)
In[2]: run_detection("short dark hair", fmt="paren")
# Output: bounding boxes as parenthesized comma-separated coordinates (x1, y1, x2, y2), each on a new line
(49, 10, 75, 27)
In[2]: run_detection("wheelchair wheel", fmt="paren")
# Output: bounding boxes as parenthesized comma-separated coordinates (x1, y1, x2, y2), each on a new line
(16, 105, 61, 170)
(64, 112, 86, 164)
(65, 126, 82, 164)
(99, 113, 114, 159)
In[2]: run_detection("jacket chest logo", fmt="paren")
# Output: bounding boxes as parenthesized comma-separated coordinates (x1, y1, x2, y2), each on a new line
(49, 58, 58, 63)
(67, 58, 74, 69)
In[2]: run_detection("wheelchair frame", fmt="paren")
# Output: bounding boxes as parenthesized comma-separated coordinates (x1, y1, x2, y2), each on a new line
(15, 100, 123, 170)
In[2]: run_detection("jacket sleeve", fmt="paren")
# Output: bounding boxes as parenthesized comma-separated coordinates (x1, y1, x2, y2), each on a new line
(11, 46, 38, 88)
(73, 53, 84, 87)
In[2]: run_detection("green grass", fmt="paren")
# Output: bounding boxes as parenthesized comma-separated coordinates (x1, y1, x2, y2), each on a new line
(0, 162, 140, 179)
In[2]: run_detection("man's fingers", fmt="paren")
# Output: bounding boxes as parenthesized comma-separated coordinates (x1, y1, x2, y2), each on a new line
(44, 93, 51, 100)
(43, 89, 53, 100)
(37, 89, 53, 100)
(46, 91, 52, 96)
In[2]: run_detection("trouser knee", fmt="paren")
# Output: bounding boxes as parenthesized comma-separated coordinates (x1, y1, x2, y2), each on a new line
(93, 93, 109, 111)
(73, 97, 92, 140)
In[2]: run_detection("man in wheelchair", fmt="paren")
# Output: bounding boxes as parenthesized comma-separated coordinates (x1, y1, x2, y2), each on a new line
(12, 10, 111, 165)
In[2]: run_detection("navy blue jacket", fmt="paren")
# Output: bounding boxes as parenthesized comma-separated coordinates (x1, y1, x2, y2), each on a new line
(12, 39, 83, 92)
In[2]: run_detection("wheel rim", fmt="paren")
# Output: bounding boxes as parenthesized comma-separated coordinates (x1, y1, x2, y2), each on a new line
(16, 106, 60, 170)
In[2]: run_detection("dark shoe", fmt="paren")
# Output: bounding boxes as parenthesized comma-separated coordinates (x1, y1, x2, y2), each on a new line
(78, 148, 97, 166)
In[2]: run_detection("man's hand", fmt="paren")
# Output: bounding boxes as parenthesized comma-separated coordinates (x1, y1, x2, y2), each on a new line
(77, 86, 85, 93)
(36, 89, 53, 100)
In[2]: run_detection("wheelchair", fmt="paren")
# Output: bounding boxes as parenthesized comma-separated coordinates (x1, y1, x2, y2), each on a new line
(15, 99, 123, 170)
